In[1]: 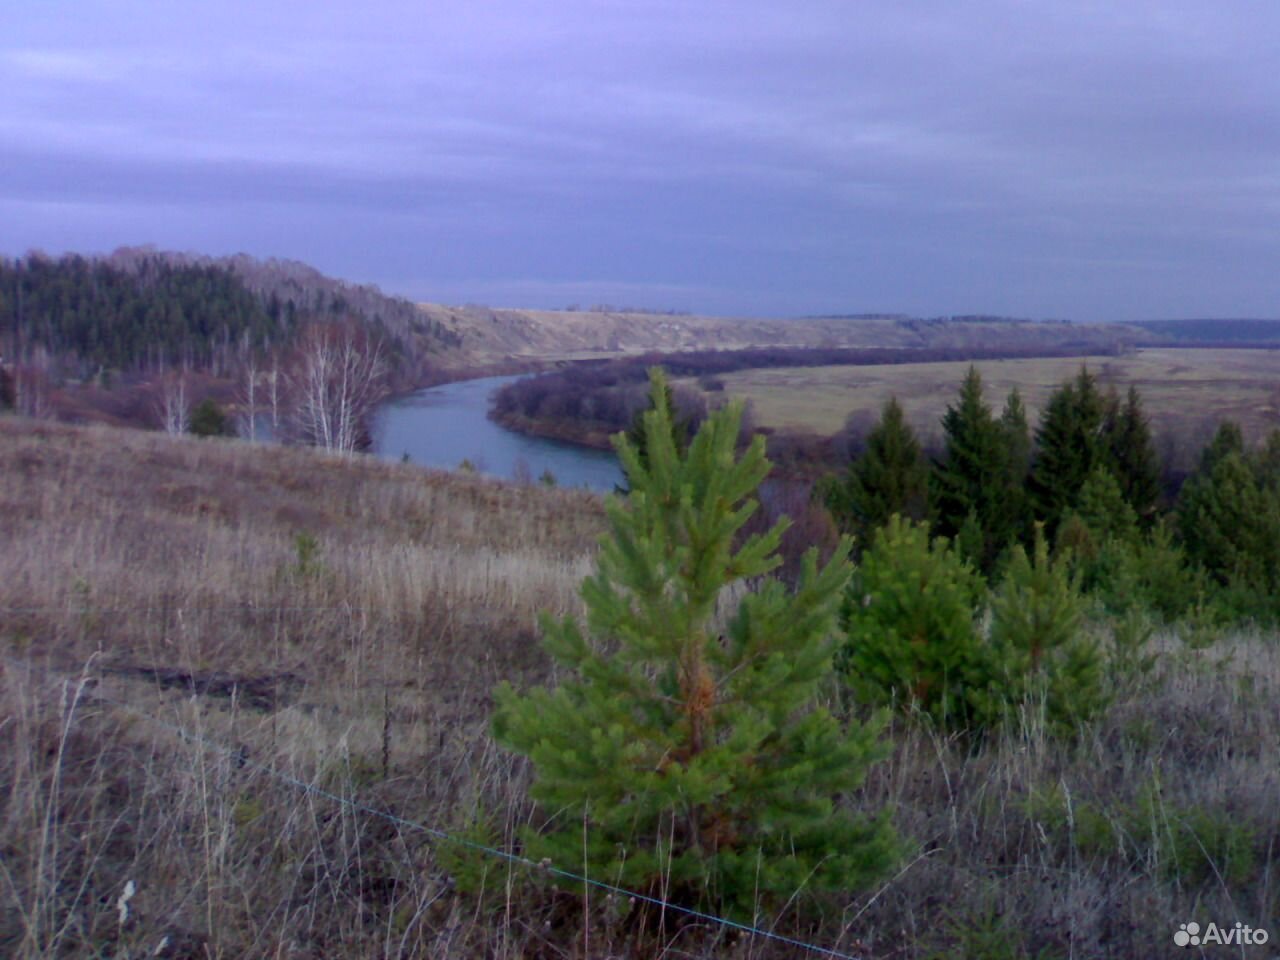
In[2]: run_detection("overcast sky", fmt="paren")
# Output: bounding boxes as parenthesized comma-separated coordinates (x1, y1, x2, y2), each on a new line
(3, 0, 1278, 319)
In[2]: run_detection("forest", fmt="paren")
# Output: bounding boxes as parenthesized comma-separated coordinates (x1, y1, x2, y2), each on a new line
(0, 250, 462, 382)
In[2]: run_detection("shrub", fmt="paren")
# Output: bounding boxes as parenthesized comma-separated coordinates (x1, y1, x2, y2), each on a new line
(189, 398, 230, 437)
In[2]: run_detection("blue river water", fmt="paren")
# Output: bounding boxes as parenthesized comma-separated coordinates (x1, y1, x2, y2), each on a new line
(373, 375, 624, 491)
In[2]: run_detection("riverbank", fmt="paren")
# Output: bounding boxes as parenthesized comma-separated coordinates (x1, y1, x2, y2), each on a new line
(487, 407, 617, 451)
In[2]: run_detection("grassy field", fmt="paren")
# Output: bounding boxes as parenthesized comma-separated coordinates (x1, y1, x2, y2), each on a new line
(687, 348, 1280, 449)
(1, 417, 1277, 958)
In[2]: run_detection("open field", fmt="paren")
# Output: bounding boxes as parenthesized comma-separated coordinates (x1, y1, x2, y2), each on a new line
(687, 347, 1280, 448)
(1, 417, 1277, 957)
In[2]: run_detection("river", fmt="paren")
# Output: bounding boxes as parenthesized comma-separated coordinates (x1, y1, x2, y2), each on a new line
(373, 374, 624, 491)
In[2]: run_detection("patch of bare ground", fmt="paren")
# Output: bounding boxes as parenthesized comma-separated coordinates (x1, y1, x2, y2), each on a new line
(1, 416, 1276, 958)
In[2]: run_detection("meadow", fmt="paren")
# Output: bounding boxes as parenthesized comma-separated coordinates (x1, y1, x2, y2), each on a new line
(1, 417, 1276, 958)
(691, 348, 1280, 453)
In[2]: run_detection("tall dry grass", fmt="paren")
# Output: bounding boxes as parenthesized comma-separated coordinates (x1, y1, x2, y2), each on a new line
(1, 416, 1276, 958)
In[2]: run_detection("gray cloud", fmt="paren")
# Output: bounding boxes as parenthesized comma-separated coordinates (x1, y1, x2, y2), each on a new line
(2, 0, 1278, 318)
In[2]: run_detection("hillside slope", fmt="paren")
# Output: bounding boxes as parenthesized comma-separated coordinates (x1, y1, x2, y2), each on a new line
(424, 303, 1157, 365)
(1, 416, 1276, 958)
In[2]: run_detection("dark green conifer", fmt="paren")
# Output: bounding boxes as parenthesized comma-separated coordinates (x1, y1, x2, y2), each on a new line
(1030, 366, 1108, 534)
(1178, 436, 1280, 614)
(993, 388, 1034, 551)
(1105, 386, 1161, 523)
(1198, 420, 1244, 474)
(826, 396, 928, 551)
(931, 366, 1005, 570)
(493, 368, 900, 917)
(189, 398, 229, 437)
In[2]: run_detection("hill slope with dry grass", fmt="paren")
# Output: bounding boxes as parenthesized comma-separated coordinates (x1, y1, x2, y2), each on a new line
(1, 417, 1276, 958)
(422, 304, 1155, 366)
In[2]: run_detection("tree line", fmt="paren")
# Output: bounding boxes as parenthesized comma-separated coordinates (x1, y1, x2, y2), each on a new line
(824, 364, 1280, 623)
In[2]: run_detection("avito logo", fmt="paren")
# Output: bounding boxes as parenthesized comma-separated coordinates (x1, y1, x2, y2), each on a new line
(1174, 921, 1269, 947)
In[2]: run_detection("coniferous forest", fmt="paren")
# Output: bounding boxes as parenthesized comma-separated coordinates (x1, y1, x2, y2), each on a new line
(0, 255, 289, 374)
(0, 251, 461, 380)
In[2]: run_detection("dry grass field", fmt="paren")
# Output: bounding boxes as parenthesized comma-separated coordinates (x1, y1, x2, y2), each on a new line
(689, 348, 1280, 449)
(1, 416, 1277, 958)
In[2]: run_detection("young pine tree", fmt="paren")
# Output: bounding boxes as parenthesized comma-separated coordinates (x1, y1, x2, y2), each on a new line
(825, 396, 928, 551)
(985, 527, 1106, 731)
(615, 375, 692, 494)
(840, 515, 988, 730)
(492, 369, 900, 917)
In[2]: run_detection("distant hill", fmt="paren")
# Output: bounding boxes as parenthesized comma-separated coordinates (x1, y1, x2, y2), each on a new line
(422, 303, 1157, 366)
(1127, 318, 1280, 345)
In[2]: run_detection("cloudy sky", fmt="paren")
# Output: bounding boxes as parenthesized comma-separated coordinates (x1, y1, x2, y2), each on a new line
(3, 0, 1278, 319)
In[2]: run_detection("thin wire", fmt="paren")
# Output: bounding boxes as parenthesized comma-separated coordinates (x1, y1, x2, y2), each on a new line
(6, 657, 866, 960)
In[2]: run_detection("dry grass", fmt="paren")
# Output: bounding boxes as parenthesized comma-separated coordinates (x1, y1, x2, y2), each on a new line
(692, 348, 1280, 450)
(1, 416, 1277, 958)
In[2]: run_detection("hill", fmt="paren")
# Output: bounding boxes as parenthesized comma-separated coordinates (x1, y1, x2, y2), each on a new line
(427, 303, 1158, 365)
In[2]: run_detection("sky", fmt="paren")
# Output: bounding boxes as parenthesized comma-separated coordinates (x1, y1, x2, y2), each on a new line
(2, 0, 1278, 320)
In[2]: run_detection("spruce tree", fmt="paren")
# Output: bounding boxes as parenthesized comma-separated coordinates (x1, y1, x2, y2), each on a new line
(1178, 436, 1280, 618)
(1105, 386, 1161, 523)
(993, 388, 1033, 551)
(1030, 366, 1108, 535)
(1075, 466, 1139, 543)
(826, 396, 928, 551)
(931, 366, 1005, 570)
(492, 368, 900, 917)
(1198, 420, 1244, 474)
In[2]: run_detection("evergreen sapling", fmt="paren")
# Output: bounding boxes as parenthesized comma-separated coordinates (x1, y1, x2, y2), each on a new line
(492, 369, 901, 918)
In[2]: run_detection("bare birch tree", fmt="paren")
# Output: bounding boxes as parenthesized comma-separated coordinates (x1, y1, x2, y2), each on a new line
(238, 355, 259, 441)
(266, 363, 281, 438)
(157, 372, 190, 436)
(285, 322, 388, 455)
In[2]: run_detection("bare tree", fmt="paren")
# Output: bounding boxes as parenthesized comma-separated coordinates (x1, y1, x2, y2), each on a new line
(157, 372, 190, 436)
(11, 365, 53, 419)
(285, 322, 388, 455)
(238, 355, 259, 441)
(9, 348, 54, 419)
(266, 363, 281, 437)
